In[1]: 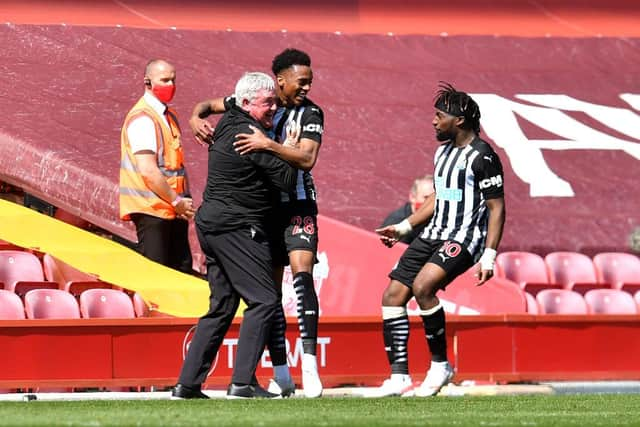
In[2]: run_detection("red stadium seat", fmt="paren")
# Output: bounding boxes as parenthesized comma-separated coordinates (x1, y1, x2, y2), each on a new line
(42, 253, 96, 285)
(63, 281, 112, 298)
(132, 292, 150, 317)
(536, 289, 588, 314)
(79, 289, 135, 319)
(496, 251, 549, 285)
(521, 282, 564, 296)
(524, 292, 539, 314)
(495, 251, 559, 295)
(24, 289, 80, 319)
(593, 252, 640, 295)
(544, 252, 606, 295)
(0, 250, 44, 286)
(0, 289, 25, 319)
(584, 289, 638, 314)
(7, 281, 59, 299)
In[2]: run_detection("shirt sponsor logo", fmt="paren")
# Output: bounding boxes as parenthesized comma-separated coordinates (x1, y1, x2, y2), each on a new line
(479, 175, 503, 189)
(434, 176, 463, 201)
(303, 123, 323, 135)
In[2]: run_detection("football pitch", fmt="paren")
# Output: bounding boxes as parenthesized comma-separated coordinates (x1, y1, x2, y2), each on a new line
(1, 394, 639, 426)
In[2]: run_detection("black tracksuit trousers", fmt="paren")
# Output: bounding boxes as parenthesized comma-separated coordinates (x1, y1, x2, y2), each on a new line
(178, 225, 279, 386)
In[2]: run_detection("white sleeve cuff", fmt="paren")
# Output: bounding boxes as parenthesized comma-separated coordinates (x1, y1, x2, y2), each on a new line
(480, 248, 497, 271)
(394, 218, 413, 237)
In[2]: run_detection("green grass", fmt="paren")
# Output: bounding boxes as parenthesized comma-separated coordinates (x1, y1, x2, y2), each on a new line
(1, 395, 640, 426)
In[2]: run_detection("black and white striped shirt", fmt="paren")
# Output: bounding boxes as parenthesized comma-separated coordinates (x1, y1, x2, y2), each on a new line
(421, 137, 504, 259)
(272, 98, 324, 204)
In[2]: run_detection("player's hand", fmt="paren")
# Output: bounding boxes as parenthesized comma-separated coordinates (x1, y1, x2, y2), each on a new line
(475, 266, 494, 286)
(283, 122, 301, 147)
(234, 125, 272, 155)
(375, 225, 400, 248)
(189, 115, 214, 146)
(476, 248, 497, 286)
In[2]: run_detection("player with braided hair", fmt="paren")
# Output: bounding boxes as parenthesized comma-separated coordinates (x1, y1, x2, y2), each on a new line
(370, 82, 506, 397)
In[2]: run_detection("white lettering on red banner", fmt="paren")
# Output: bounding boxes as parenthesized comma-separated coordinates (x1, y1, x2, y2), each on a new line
(472, 94, 640, 197)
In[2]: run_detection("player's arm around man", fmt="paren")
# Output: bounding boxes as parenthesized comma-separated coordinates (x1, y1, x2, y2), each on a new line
(233, 124, 319, 171)
(188, 98, 226, 145)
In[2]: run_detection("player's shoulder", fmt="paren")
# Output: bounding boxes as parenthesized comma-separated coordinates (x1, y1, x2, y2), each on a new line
(470, 137, 496, 153)
(301, 98, 323, 116)
(470, 137, 503, 167)
(471, 137, 500, 157)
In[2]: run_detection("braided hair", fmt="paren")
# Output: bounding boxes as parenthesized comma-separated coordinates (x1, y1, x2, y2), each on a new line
(434, 82, 481, 134)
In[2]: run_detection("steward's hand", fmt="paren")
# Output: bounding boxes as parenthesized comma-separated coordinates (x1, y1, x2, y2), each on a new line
(174, 197, 196, 220)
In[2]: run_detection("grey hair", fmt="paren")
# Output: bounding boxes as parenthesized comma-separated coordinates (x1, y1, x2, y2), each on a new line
(234, 72, 275, 107)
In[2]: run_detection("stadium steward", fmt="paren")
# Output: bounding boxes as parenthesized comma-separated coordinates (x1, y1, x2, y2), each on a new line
(119, 59, 195, 273)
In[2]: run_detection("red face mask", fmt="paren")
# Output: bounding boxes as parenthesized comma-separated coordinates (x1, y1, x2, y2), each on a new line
(152, 84, 176, 104)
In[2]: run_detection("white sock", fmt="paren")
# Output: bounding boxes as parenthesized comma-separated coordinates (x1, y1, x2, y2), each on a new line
(274, 364, 291, 381)
(302, 353, 318, 372)
(431, 360, 449, 369)
(391, 373, 409, 380)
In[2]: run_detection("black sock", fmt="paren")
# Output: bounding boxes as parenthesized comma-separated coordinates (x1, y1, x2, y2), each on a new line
(420, 306, 447, 362)
(383, 315, 409, 375)
(293, 272, 318, 355)
(267, 304, 287, 366)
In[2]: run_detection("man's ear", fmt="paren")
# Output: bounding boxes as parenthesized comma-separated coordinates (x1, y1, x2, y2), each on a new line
(455, 116, 465, 127)
(276, 73, 286, 87)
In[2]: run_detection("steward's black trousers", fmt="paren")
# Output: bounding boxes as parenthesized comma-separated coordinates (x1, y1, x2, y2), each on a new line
(178, 225, 279, 386)
(130, 213, 193, 274)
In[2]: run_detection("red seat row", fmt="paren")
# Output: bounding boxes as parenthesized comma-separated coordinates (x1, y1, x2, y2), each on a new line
(0, 288, 149, 319)
(525, 288, 640, 315)
(0, 249, 99, 289)
(0, 249, 150, 318)
(495, 251, 640, 296)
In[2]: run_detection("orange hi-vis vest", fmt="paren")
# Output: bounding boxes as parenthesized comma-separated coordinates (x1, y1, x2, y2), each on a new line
(119, 96, 188, 220)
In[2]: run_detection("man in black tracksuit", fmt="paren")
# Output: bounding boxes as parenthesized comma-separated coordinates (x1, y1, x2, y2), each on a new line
(172, 72, 297, 400)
